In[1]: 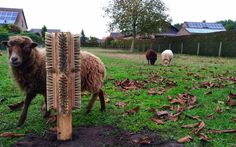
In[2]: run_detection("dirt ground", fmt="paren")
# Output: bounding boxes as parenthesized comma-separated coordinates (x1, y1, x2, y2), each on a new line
(13, 125, 183, 147)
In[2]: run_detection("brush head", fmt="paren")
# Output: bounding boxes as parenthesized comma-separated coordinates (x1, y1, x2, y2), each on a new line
(45, 32, 81, 112)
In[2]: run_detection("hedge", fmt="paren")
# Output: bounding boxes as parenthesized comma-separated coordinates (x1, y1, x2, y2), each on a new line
(101, 31, 236, 57)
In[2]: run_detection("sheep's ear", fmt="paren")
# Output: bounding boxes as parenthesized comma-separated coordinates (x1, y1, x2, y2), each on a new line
(30, 42, 38, 48)
(1, 41, 9, 47)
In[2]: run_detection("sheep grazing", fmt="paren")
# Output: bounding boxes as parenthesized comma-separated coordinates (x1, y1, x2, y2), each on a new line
(2, 35, 106, 126)
(145, 49, 157, 65)
(161, 49, 173, 66)
(80, 51, 106, 113)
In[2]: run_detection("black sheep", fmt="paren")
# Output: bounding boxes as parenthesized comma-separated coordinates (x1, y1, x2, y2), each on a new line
(146, 49, 157, 65)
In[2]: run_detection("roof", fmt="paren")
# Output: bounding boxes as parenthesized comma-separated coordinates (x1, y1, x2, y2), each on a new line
(183, 21, 226, 34)
(0, 7, 28, 29)
(156, 25, 179, 37)
(110, 32, 123, 39)
(30, 28, 61, 35)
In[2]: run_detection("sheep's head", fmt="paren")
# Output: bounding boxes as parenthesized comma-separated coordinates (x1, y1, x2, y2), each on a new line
(163, 59, 170, 66)
(150, 57, 157, 65)
(1, 36, 38, 67)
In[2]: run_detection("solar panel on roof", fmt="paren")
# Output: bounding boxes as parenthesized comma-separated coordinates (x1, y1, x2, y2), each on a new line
(0, 11, 18, 24)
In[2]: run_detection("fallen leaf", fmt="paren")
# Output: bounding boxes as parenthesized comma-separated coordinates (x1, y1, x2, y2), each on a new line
(177, 135, 193, 143)
(198, 133, 210, 142)
(156, 110, 169, 117)
(182, 123, 199, 129)
(46, 115, 57, 125)
(0, 132, 25, 137)
(167, 95, 173, 100)
(115, 101, 126, 107)
(206, 113, 214, 120)
(147, 107, 156, 113)
(216, 106, 223, 113)
(148, 88, 156, 95)
(192, 121, 205, 134)
(8, 101, 24, 110)
(105, 98, 110, 103)
(151, 117, 165, 125)
(208, 129, 236, 134)
(130, 134, 152, 145)
(228, 92, 236, 99)
(226, 98, 236, 107)
(204, 90, 212, 95)
(127, 106, 140, 115)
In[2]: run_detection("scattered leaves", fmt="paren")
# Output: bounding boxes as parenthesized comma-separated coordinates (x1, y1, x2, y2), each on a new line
(0, 132, 25, 138)
(126, 106, 140, 115)
(130, 134, 152, 145)
(46, 115, 57, 125)
(148, 88, 156, 95)
(198, 133, 210, 142)
(208, 129, 236, 134)
(150, 117, 165, 125)
(115, 101, 127, 108)
(177, 135, 193, 143)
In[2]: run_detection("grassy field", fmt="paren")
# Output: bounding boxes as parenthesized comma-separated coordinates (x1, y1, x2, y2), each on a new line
(0, 48, 236, 146)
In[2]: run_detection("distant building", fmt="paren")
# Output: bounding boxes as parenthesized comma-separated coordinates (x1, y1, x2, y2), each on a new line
(29, 28, 61, 36)
(155, 25, 179, 38)
(110, 32, 123, 39)
(177, 21, 226, 36)
(0, 7, 28, 31)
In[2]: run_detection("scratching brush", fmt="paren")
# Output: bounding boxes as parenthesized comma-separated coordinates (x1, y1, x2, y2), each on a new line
(45, 32, 81, 140)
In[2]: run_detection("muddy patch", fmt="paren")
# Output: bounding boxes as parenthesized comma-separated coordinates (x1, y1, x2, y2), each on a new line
(13, 125, 183, 147)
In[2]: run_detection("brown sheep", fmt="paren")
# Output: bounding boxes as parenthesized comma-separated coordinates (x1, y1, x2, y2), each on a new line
(145, 49, 157, 65)
(2, 35, 106, 127)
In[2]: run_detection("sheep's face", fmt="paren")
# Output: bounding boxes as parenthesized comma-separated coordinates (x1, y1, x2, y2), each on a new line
(2, 39, 37, 67)
(163, 59, 170, 66)
(150, 57, 157, 65)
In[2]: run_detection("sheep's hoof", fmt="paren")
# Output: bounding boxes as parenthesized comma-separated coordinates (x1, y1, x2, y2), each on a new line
(43, 111, 51, 118)
(17, 122, 24, 127)
(100, 108, 105, 112)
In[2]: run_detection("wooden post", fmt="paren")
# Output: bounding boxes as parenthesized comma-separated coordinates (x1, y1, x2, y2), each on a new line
(218, 41, 222, 57)
(197, 42, 200, 56)
(181, 42, 183, 54)
(45, 32, 81, 141)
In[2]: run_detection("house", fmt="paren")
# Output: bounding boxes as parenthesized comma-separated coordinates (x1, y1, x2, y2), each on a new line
(0, 7, 28, 31)
(177, 21, 226, 36)
(110, 32, 123, 39)
(155, 25, 179, 38)
(29, 28, 61, 36)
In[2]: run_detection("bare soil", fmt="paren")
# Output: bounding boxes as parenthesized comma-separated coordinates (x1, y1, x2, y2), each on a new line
(13, 125, 183, 147)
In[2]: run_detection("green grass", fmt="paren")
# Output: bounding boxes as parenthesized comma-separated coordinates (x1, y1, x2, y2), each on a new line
(0, 48, 236, 146)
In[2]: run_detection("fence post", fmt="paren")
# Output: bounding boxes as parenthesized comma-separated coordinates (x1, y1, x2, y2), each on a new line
(181, 42, 183, 54)
(218, 41, 222, 57)
(197, 42, 200, 56)
(158, 44, 161, 53)
(169, 43, 171, 50)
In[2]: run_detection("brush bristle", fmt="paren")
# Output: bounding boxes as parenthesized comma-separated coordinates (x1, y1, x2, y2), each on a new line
(45, 32, 54, 110)
(59, 74, 69, 114)
(58, 33, 68, 73)
(73, 34, 81, 108)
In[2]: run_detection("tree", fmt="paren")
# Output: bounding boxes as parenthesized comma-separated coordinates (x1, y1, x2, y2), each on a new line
(41, 25, 47, 40)
(173, 23, 183, 30)
(80, 29, 86, 44)
(104, 0, 171, 52)
(218, 19, 236, 31)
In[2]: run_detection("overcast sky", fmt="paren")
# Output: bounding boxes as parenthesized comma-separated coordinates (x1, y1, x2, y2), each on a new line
(0, 0, 235, 38)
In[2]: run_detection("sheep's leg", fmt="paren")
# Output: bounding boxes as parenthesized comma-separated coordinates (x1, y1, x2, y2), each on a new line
(98, 89, 105, 112)
(42, 93, 50, 118)
(17, 93, 36, 127)
(85, 93, 98, 114)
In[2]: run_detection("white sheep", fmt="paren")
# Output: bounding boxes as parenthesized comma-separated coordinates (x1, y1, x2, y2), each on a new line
(161, 49, 173, 66)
